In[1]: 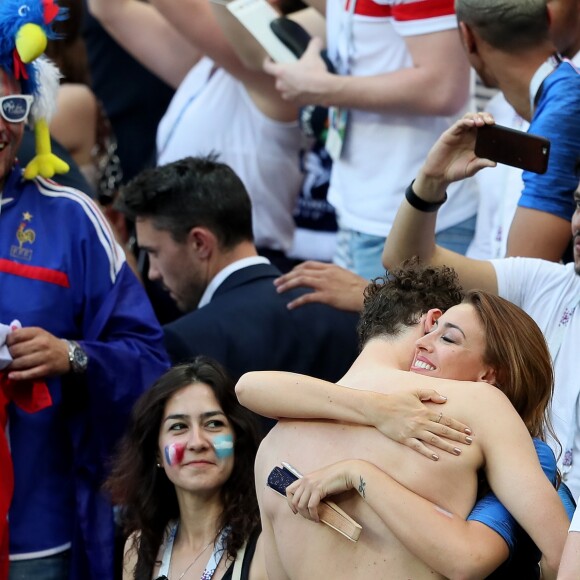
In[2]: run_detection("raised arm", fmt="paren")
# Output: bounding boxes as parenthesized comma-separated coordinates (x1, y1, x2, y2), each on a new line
(264, 27, 469, 115)
(382, 113, 499, 293)
(236, 371, 472, 459)
(87, 0, 198, 88)
(151, 0, 298, 122)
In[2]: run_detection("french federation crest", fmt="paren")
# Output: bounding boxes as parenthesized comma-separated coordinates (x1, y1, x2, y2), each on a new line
(10, 211, 35, 260)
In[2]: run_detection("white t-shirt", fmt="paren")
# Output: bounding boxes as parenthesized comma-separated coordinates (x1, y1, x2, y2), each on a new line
(325, 0, 478, 237)
(467, 95, 526, 259)
(493, 258, 580, 499)
(157, 58, 304, 252)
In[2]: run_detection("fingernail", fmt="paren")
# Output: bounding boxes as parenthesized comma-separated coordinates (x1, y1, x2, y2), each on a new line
(465, 436, 473, 444)
(440, 396, 447, 401)
(432, 453, 439, 461)
(464, 428, 472, 435)
(454, 447, 461, 455)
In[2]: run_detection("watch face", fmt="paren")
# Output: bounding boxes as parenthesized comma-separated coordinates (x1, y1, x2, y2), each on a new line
(72, 344, 88, 372)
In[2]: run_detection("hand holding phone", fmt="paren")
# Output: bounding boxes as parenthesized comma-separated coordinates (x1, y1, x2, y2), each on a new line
(267, 462, 362, 541)
(475, 124, 550, 174)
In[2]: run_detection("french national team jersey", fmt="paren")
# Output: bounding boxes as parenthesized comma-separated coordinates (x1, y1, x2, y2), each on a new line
(0, 164, 169, 575)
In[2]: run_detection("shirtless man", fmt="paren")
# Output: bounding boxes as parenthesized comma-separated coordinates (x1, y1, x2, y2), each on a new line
(243, 263, 567, 579)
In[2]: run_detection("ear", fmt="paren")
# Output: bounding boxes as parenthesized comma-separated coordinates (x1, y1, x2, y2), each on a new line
(458, 21, 477, 55)
(478, 366, 497, 385)
(423, 308, 443, 333)
(187, 227, 216, 260)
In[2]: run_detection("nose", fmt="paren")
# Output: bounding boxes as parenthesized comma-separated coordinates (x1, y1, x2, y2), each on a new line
(186, 426, 210, 452)
(415, 333, 434, 352)
(147, 259, 160, 282)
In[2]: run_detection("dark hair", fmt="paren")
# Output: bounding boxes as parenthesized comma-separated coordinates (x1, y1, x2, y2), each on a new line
(45, 0, 90, 85)
(358, 258, 464, 347)
(117, 155, 254, 249)
(465, 290, 555, 443)
(106, 357, 262, 580)
(455, 0, 550, 51)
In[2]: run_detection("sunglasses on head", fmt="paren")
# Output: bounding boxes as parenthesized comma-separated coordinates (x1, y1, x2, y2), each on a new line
(0, 95, 34, 123)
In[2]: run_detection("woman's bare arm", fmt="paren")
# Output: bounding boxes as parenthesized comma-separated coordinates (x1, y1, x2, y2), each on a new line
(475, 388, 568, 579)
(286, 459, 510, 578)
(236, 371, 472, 459)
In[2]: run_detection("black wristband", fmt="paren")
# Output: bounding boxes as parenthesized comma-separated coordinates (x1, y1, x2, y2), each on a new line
(405, 180, 447, 212)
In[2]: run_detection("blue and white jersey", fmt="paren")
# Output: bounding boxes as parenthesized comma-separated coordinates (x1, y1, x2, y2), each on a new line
(0, 164, 169, 578)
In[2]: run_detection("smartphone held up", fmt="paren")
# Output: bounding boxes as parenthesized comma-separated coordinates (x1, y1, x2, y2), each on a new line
(475, 124, 551, 174)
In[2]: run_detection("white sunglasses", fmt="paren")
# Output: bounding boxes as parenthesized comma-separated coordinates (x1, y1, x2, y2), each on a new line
(0, 95, 34, 123)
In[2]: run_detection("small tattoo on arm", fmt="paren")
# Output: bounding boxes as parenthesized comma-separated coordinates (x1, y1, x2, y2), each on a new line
(358, 476, 366, 499)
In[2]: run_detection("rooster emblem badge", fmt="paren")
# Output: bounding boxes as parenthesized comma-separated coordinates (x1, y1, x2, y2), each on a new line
(10, 211, 35, 260)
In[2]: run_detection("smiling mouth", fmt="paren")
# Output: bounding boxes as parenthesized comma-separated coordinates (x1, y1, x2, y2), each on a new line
(183, 460, 214, 467)
(413, 360, 436, 371)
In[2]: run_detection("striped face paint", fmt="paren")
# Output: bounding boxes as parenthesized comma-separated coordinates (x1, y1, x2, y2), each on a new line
(164, 442, 185, 466)
(212, 434, 234, 460)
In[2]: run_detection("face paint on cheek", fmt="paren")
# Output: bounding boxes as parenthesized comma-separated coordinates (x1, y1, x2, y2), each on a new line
(212, 434, 234, 460)
(164, 442, 185, 466)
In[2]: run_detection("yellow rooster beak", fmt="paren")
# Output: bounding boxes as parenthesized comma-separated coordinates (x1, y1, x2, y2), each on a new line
(15, 24, 48, 64)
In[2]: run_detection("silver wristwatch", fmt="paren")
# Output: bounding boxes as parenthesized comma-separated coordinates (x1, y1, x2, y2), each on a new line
(66, 340, 89, 374)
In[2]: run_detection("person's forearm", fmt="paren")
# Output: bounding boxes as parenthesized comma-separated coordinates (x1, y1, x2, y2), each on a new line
(307, 28, 469, 115)
(482, 398, 568, 577)
(236, 371, 373, 423)
(347, 461, 508, 577)
(381, 172, 442, 270)
(382, 114, 500, 293)
(313, 67, 466, 116)
(507, 207, 572, 261)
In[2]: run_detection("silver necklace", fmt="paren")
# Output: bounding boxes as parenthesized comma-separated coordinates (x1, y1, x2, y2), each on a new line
(172, 538, 214, 580)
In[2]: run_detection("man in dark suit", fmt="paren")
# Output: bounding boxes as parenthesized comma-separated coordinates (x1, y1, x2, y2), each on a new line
(117, 155, 360, 426)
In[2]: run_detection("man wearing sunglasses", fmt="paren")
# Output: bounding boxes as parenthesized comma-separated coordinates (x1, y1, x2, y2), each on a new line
(0, 71, 170, 580)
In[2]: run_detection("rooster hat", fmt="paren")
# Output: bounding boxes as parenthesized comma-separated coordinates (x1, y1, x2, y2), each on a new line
(0, 0, 69, 179)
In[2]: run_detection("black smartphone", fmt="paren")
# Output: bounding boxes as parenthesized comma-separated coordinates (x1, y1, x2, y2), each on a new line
(475, 124, 550, 174)
(270, 17, 335, 72)
(267, 462, 301, 496)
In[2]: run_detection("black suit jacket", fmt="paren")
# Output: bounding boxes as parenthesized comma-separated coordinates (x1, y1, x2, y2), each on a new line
(164, 263, 360, 409)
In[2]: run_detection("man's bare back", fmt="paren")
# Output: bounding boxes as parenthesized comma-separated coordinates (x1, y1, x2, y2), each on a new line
(255, 362, 495, 579)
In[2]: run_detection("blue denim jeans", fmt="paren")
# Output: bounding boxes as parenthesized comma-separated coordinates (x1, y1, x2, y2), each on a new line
(334, 215, 476, 280)
(9, 552, 70, 580)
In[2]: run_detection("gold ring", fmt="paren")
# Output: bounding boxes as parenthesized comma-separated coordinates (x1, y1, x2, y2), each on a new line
(436, 412, 443, 423)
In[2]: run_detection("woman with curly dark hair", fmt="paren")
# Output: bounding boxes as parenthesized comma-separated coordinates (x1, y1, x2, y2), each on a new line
(106, 357, 265, 580)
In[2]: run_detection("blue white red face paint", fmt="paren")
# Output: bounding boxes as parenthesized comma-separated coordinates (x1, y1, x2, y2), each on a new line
(164, 442, 185, 466)
(212, 434, 234, 460)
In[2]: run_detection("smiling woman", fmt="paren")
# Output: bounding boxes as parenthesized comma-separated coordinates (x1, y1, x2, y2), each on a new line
(106, 357, 266, 580)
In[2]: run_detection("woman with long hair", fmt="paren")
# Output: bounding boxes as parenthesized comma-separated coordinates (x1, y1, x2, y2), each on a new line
(107, 357, 265, 580)
(237, 287, 569, 578)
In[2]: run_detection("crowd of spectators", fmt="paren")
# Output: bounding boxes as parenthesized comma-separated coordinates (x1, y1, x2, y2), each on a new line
(2, 0, 580, 578)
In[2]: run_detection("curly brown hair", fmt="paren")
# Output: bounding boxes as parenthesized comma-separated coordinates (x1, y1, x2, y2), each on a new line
(105, 357, 262, 580)
(357, 258, 464, 347)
